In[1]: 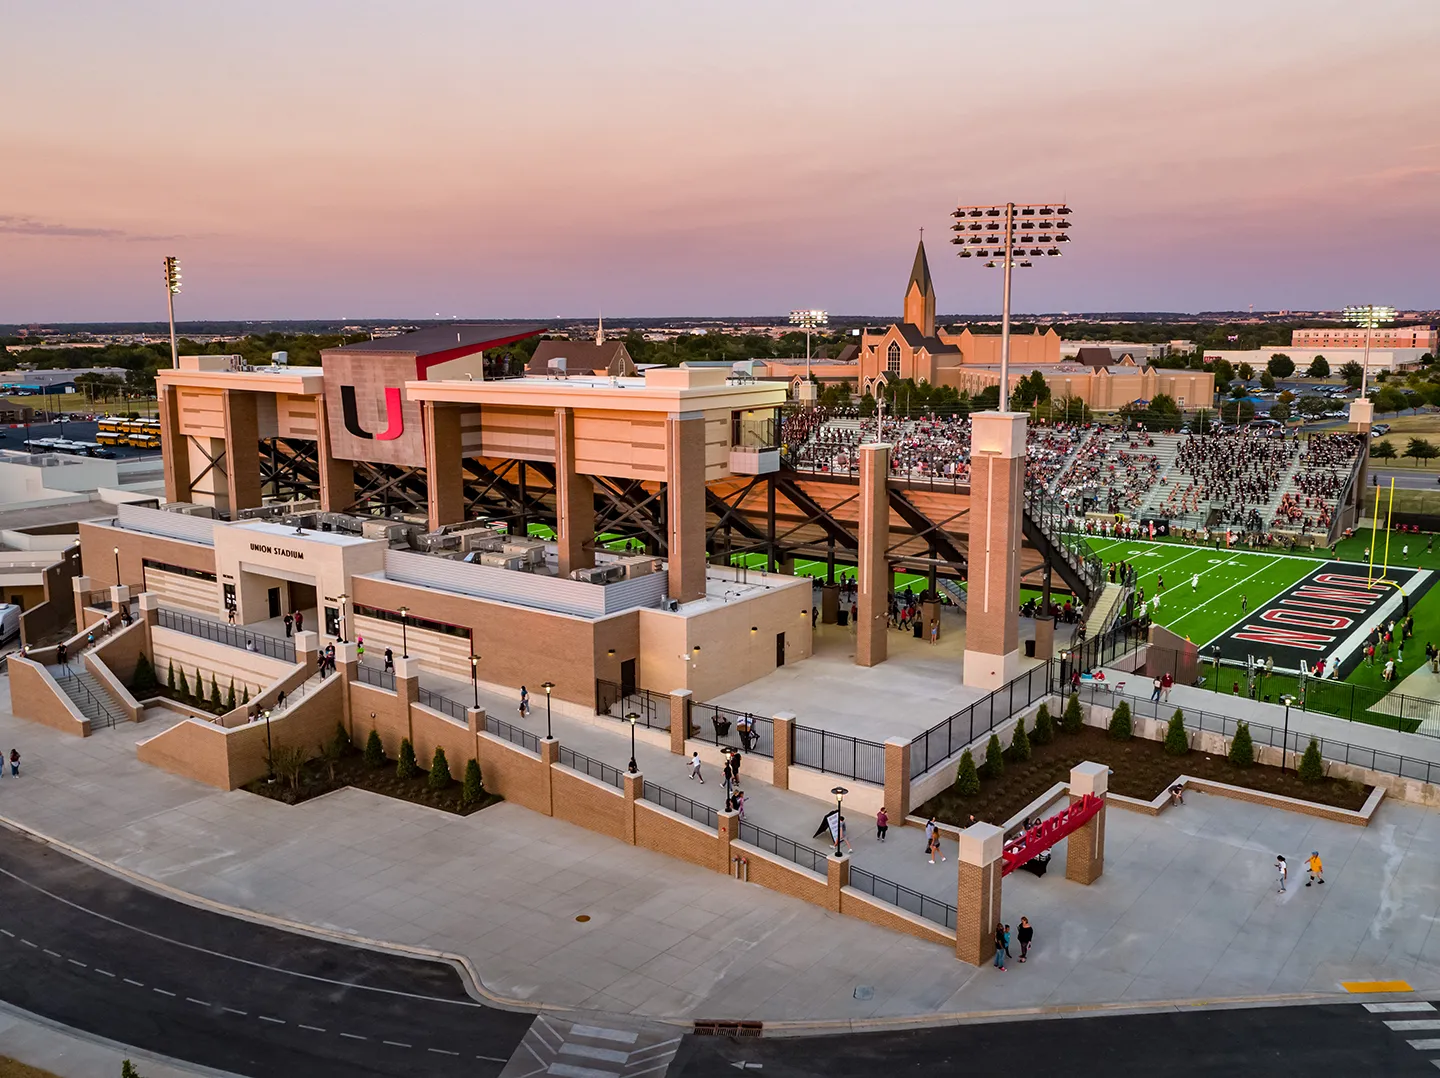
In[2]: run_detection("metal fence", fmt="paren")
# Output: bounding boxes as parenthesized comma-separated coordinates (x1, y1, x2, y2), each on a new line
(642, 783, 719, 830)
(849, 866, 958, 930)
(558, 745, 625, 790)
(355, 663, 396, 690)
(689, 701, 775, 760)
(595, 679, 669, 730)
(417, 686, 468, 722)
(156, 609, 296, 663)
(736, 818, 829, 875)
(1076, 685, 1440, 786)
(793, 724, 885, 783)
(909, 660, 1056, 779)
(486, 714, 541, 754)
(1058, 619, 1148, 685)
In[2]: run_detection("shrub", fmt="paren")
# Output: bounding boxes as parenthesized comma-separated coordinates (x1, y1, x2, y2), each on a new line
(1164, 709, 1189, 756)
(1010, 716, 1032, 761)
(331, 721, 351, 756)
(1108, 701, 1132, 741)
(241, 686, 250, 705)
(176, 666, 190, 701)
(132, 652, 158, 695)
(122, 1062, 145, 1078)
(428, 746, 452, 791)
(954, 749, 980, 795)
(166, 660, 175, 694)
(194, 667, 204, 705)
(270, 744, 306, 791)
(1062, 692, 1085, 734)
(208, 675, 222, 712)
(225, 679, 236, 711)
(1033, 703, 1054, 745)
(1298, 738, 1325, 783)
(461, 758, 484, 805)
(396, 738, 418, 779)
(1229, 721, 1254, 768)
(363, 729, 385, 769)
(983, 733, 1005, 779)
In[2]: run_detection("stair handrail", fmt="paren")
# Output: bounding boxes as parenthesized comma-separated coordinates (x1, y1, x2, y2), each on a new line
(50, 660, 123, 729)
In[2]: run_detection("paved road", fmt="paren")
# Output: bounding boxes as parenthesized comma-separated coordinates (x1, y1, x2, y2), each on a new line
(1369, 469, 1440, 491)
(0, 828, 533, 1077)
(670, 1002, 1440, 1077)
(0, 419, 161, 459)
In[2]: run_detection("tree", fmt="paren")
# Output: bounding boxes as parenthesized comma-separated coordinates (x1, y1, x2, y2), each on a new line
(1269, 402, 1292, 422)
(1229, 721, 1254, 768)
(241, 686, 250, 705)
(1267, 354, 1295, 378)
(166, 659, 175, 694)
(1259, 370, 1276, 391)
(461, 758, 485, 805)
(132, 651, 158, 695)
(858, 392, 877, 417)
(1229, 381, 1250, 400)
(122, 1062, 146, 1078)
(1340, 360, 1364, 388)
(1063, 692, 1085, 734)
(1298, 738, 1325, 783)
(225, 678, 236, 711)
(271, 745, 307, 791)
(208, 674, 222, 712)
(319, 731, 345, 784)
(1190, 409, 1216, 434)
(1220, 400, 1256, 425)
(1032, 703, 1054, 745)
(1308, 355, 1330, 378)
(1406, 438, 1439, 466)
(194, 667, 204, 706)
(954, 749, 981, 795)
(1211, 358, 1234, 386)
(982, 733, 1005, 779)
(1150, 392, 1179, 416)
(428, 746, 452, 791)
(1237, 362, 1255, 381)
(176, 666, 190, 701)
(364, 729, 385, 768)
(1010, 716, 1032, 761)
(1108, 700, 1133, 741)
(1164, 709, 1189, 756)
(1371, 439, 1397, 461)
(396, 738, 418, 779)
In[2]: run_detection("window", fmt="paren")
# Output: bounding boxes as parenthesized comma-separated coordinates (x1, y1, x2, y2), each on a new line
(142, 558, 216, 583)
(353, 603, 472, 642)
(886, 341, 901, 375)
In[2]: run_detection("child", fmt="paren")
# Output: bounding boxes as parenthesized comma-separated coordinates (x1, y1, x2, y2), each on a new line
(1276, 854, 1288, 893)
(1306, 850, 1324, 887)
(688, 751, 705, 784)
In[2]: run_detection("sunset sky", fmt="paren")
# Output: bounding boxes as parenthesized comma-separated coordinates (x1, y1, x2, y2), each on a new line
(4, 0, 1437, 322)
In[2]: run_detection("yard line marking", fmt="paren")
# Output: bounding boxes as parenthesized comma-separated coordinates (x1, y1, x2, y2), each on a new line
(1367, 1002, 1435, 1013)
(42, 949, 62, 958)
(94, 969, 114, 978)
(339, 1033, 367, 1040)
(1171, 558, 1289, 632)
(299, 1024, 326, 1033)
(186, 997, 210, 1007)
(221, 1007, 247, 1016)
(123, 978, 145, 987)
(382, 1040, 412, 1048)
(545, 1064, 619, 1078)
(67, 959, 86, 968)
(427, 1048, 460, 1056)
(258, 1015, 284, 1024)
(1386, 1020, 1440, 1031)
(153, 988, 176, 997)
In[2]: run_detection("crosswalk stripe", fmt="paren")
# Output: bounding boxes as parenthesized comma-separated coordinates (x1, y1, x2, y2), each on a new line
(559, 1044, 630, 1064)
(569, 1025, 639, 1045)
(546, 1064, 616, 1078)
(1386, 1020, 1440, 1031)
(1406, 1039, 1440, 1050)
(1367, 1002, 1436, 1013)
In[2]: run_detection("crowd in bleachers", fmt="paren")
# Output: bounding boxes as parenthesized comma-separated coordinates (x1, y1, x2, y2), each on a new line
(1051, 430, 1162, 514)
(1169, 428, 1299, 526)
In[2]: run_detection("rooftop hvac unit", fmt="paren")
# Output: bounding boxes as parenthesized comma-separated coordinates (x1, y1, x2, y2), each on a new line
(622, 557, 661, 579)
(463, 534, 505, 554)
(172, 503, 216, 518)
(361, 519, 408, 541)
(479, 551, 527, 571)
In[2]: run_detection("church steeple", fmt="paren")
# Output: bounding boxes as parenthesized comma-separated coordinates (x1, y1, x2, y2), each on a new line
(903, 235, 936, 337)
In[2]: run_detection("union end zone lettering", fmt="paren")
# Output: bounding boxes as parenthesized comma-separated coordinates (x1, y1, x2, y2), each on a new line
(1232, 625, 1332, 651)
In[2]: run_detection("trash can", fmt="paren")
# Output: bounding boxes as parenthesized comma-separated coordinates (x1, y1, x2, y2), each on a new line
(837, 610, 849, 627)
(914, 621, 924, 639)
(1025, 639, 1036, 658)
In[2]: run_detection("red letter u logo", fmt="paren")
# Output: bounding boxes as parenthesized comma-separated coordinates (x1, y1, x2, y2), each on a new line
(340, 386, 404, 440)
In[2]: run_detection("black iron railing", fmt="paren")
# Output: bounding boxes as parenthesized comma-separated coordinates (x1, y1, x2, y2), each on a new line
(486, 714, 541, 754)
(157, 609, 296, 663)
(849, 866, 958, 930)
(792, 724, 885, 783)
(642, 783, 719, 829)
(909, 661, 1056, 779)
(689, 702, 774, 759)
(736, 818, 829, 875)
(558, 746, 625, 790)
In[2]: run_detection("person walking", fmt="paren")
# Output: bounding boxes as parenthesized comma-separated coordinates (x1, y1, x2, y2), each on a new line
(1306, 850, 1325, 887)
(294, 610, 303, 634)
(927, 829, 947, 864)
(1018, 916, 1034, 962)
(1276, 854, 1288, 893)
(227, 606, 236, 625)
(733, 788, 746, 820)
(837, 815, 854, 853)
(283, 613, 293, 637)
(688, 751, 705, 784)
(876, 806, 889, 842)
(8, 749, 18, 777)
(56, 642, 67, 666)
(1191, 572, 1199, 593)
(1161, 671, 1174, 702)
(1241, 593, 1248, 614)
(1151, 675, 1163, 702)
(728, 748, 742, 784)
(993, 923, 1008, 971)
(518, 685, 529, 717)
(384, 647, 394, 674)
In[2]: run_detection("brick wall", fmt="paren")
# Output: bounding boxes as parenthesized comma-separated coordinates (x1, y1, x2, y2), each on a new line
(8, 657, 91, 737)
(955, 861, 999, 965)
(551, 767, 626, 840)
(409, 704, 477, 777)
(634, 801, 721, 871)
(1064, 798, 1105, 884)
(476, 732, 550, 816)
(730, 843, 829, 907)
(93, 618, 149, 686)
(350, 682, 412, 759)
(839, 890, 954, 948)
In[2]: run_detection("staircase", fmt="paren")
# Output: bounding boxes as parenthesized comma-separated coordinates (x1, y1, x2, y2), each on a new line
(1083, 582, 1126, 635)
(48, 663, 126, 730)
(1022, 487, 1101, 606)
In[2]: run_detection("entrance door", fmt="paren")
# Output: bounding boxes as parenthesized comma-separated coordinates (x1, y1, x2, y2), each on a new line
(267, 587, 281, 618)
(620, 658, 637, 698)
(222, 583, 236, 613)
(324, 605, 339, 637)
(776, 631, 786, 667)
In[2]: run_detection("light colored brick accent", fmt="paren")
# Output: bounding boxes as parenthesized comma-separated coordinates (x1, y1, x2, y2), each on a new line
(826, 854, 850, 912)
(72, 575, 91, 631)
(466, 707, 486, 735)
(884, 737, 911, 820)
(1065, 795, 1106, 885)
(538, 737, 558, 815)
(669, 689, 692, 754)
(772, 712, 794, 790)
(856, 443, 889, 667)
(717, 809, 739, 874)
(623, 771, 643, 844)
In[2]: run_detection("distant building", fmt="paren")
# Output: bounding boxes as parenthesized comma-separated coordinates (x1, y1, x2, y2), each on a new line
(1292, 326, 1437, 352)
(0, 367, 130, 395)
(529, 320, 637, 378)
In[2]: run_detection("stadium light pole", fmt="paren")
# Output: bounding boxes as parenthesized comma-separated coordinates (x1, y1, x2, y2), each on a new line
(950, 203, 1072, 410)
(163, 257, 182, 369)
(789, 309, 827, 405)
(1341, 304, 1396, 398)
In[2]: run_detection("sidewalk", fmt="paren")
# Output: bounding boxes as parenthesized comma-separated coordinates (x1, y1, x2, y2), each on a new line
(0, 1001, 232, 1078)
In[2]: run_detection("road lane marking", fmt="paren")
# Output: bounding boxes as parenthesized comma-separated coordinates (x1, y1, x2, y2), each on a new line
(382, 1041, 412, 1048)
(221, 1008, 247, 1016)
(123, 979, 144, 987)
(259, 1015, 284, 1024)
(0, 929, 13, 937)
(427, 1048, 460, 1056)
(1367, 1002, 1434, 1013)
(94, 969, 114, 978)
(20, 940, 36, 948)
(475, 1055, 508, 1063)
(186, 998, 210, 1007)
(561, 1044, 629, 1063)
(339, 1033, 367, 1040)
(299, 1025, 326, 1033)
(1344, 979, 1414, 993)
(42, 949, 61, 958)
(153, 988, 176, 997)
(1407, 1038, 1440, 1050)
(67, 959, 86, 968)
(570, 1025, 639, 1044)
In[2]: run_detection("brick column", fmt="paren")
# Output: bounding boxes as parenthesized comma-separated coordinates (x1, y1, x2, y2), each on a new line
(138, 591, 159, 628)
(1350, 399, 1374, 500)
(1066, 762, 1108, 885)
(965, 412, 1027, 690)
(71, 575, 91, 630)
(393, 655, 419, 742)
(955, 822, 1005, 966)
(222, 389, 262, 516)
(466, 706, 487, 735)
(314, 394, 354, 513)
(423, 400, 465, 532)
(623, 770, 644, 845)
(856, 443, 890, 667)
(669, 689, 692, 754)
(1034, 615, 1055, 661)
(666, 415, 707, 603)
(884, 737, 911, 821)
(717, 808, 739, 874)
(159, 383, 192, 504)
(539, 737, 559, 817)
(554, 408, 595, 578)
(771, 712, 794, 791)
(826, 854, 850, 913)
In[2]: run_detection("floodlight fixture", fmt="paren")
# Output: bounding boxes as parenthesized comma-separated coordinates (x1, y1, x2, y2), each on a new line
(789, 308, 828, 394)
(950, 203, 1073, 410)
(163, 256, 182, 368)
(1341, 304, 1397, 396)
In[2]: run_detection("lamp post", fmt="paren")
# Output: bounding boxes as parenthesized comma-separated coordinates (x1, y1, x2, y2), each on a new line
(163, 256, 182, 369)
(1211, 645, 1221, 693)
(398, 606, 409, 658)
(830, 786, 848, 857)
(542, 680, 555, 739)
(263, 708, 274, 782)
(789, 309, 828, 404)
(1341, 304, 1396, 398)
(113, 546, 121, 586)
(337, 593, 348, 642)
(626, 711, 639, 774)
(950, 203, 1073, 411)
(1280, 693, 1295, 771)
(470, 654, 480, 708)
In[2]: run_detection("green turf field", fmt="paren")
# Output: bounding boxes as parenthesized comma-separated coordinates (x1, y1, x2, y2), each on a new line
(1083, 536, 1320, 647)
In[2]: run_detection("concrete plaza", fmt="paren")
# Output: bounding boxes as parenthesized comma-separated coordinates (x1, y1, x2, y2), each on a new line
(6, 671, 1440, 1026)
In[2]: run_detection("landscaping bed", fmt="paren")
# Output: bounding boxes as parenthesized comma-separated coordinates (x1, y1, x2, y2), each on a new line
(243, 745, 502, 816)
(916, 721, 1370, 828)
